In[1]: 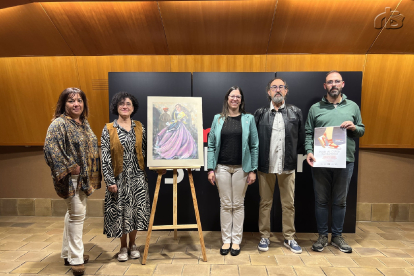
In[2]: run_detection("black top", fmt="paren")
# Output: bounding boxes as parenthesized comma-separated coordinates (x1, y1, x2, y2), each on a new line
(218, 115, 243, 166)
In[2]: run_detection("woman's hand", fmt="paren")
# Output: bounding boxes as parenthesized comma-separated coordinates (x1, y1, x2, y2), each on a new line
(108, 184, 118, 193)
(208, 171, 216, 185)
(72, 165, 81, 175)
(247, 171, 256, 185)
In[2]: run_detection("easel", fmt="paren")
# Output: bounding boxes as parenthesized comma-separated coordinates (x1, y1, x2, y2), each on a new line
(142, 167, 207, 264)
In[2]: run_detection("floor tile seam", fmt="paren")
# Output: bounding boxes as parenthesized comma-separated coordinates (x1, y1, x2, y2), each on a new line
(292, 265, 325, 274)
(377, 256, 413, 268)
(8, 260, 29, 274)
(404, 267, 414, 275)
(322, 255, 356, 267)
(320, 266, 355, 274)
(20, 242, 53, 251)
(16, 251, 53, 262)
(37, 261, 64, 275)
(0, 241, 30, 251)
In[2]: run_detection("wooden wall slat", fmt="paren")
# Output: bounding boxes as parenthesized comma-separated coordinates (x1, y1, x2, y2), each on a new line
(109, 56, 171, 72)
(75, 57, 113, 138)
(159, 1, 276, 55)
(360, 54, 414, 148)
(265, 54, 366, 72)
(369, 0, 414, 54)
(171, 55, 266, 72)
(1, 54, 414, 149)
(0, 3, 73, 57)
(76, 56, 171, 136)
(0, 1, 31, 10)
(268, 0, 400, 54)
(0, 57, 80, 145)
(41, 2, 169, 55)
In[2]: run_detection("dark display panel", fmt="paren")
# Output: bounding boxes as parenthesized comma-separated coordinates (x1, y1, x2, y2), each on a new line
(108, 71, 362, 233)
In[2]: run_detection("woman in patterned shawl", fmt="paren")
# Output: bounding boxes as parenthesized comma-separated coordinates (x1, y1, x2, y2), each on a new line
(44, 88, 101, 276)
(101, 92, 151, 262)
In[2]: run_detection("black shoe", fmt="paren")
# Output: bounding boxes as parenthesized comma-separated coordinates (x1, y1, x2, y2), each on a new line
(220, 248, 230, 255)
(220, 244, 230, 255)
(230, 248, 240, 256)
(312, 235, 328, 252)
(331, 235, 352, 253)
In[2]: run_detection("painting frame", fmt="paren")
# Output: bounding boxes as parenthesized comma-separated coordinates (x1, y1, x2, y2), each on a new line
(147, 96, 204, 168)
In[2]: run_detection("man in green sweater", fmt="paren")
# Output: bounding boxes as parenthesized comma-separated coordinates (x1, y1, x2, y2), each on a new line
(305, 71, 365, 253)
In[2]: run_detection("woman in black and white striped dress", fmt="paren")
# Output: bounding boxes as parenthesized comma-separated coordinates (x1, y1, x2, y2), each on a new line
(101, 92, 149, 262)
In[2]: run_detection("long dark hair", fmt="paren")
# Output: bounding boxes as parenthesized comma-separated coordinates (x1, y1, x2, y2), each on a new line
(53, 87, 88, 120)
(219, 86, 246, 121)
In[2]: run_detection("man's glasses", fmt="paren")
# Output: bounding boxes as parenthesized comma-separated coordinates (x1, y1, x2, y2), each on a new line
(270, 85, 286, 91)
(326, 80, 343, 85)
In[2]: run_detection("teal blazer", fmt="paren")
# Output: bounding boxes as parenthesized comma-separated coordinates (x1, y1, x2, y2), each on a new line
(207, 113, 259, 172)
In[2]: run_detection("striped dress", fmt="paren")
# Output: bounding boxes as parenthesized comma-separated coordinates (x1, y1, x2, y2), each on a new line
(101, 120, 150, 238)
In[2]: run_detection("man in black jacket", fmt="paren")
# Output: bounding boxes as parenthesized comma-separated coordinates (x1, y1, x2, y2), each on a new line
(254, 77, 305, 253)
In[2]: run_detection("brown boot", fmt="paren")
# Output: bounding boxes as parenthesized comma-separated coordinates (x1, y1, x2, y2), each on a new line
(64, 255, 89, 266)
(71, 264, 85, 276)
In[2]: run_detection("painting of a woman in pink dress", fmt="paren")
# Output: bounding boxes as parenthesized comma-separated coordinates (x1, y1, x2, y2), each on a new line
(154, 104, 198, 160)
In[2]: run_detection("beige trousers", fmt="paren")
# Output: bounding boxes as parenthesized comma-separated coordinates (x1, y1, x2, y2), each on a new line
(62, 176, 87, 265)
(258, 171, 296, 240)
(215, 164, 248, 245)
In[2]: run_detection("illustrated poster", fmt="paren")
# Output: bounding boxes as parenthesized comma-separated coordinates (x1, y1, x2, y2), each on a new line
(313, 126, 346, 168)
(147, 96, 204, 167)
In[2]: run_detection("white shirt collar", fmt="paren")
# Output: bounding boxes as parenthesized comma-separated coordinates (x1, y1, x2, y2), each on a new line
(270, 101, 285, 111)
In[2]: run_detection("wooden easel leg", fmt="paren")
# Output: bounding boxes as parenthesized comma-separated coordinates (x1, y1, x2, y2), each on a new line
(187, 169, 207, 262)
(142, 172, 162, 265)
(173, 169, 178, 240)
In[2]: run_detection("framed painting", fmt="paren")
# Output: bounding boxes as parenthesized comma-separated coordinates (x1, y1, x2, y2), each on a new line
(147, 96, 204, 167)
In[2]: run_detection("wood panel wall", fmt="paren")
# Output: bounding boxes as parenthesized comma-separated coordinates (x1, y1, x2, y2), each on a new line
(360, 54, 414, 148)
(3, 1, 411, 57)
(0, 57, 80, 145)
(41, 2, 169, 56)
(1, 54, 413, 148)
(265, 55, 366, 72)
(0, 3, 74, 57)
(75, 56, 171, 134)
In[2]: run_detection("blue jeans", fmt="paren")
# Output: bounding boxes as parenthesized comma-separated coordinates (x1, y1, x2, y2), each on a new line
(311, 163, 354, 237)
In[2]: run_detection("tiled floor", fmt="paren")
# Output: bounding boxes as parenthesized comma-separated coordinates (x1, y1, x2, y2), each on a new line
(1, 217, 414, 275)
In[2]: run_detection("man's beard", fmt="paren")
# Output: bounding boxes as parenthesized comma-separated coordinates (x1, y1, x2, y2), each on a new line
(272, 93, 284, 105)
(327, 86, 342, 98)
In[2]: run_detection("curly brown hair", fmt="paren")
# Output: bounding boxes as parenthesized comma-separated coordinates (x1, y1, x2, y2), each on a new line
(110, 92, 139, 117)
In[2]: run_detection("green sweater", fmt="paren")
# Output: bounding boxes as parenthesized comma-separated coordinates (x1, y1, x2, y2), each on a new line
(304, 94, 365, 162)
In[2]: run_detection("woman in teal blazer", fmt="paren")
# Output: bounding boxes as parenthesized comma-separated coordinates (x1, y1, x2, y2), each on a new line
(207, 86, 259, 256)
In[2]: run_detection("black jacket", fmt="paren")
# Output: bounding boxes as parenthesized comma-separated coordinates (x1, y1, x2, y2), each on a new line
(254, 103, 305, 173)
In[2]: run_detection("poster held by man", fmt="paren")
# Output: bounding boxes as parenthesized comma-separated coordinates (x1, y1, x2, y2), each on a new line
(313, 126, 346, 168)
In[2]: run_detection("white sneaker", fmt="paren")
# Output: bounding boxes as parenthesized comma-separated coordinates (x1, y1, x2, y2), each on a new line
(129, 244, 140, 259)
(118, 247, 128, 262)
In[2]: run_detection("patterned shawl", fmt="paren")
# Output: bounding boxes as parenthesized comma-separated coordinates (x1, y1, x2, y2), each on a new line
(44, 114, 101, 199)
